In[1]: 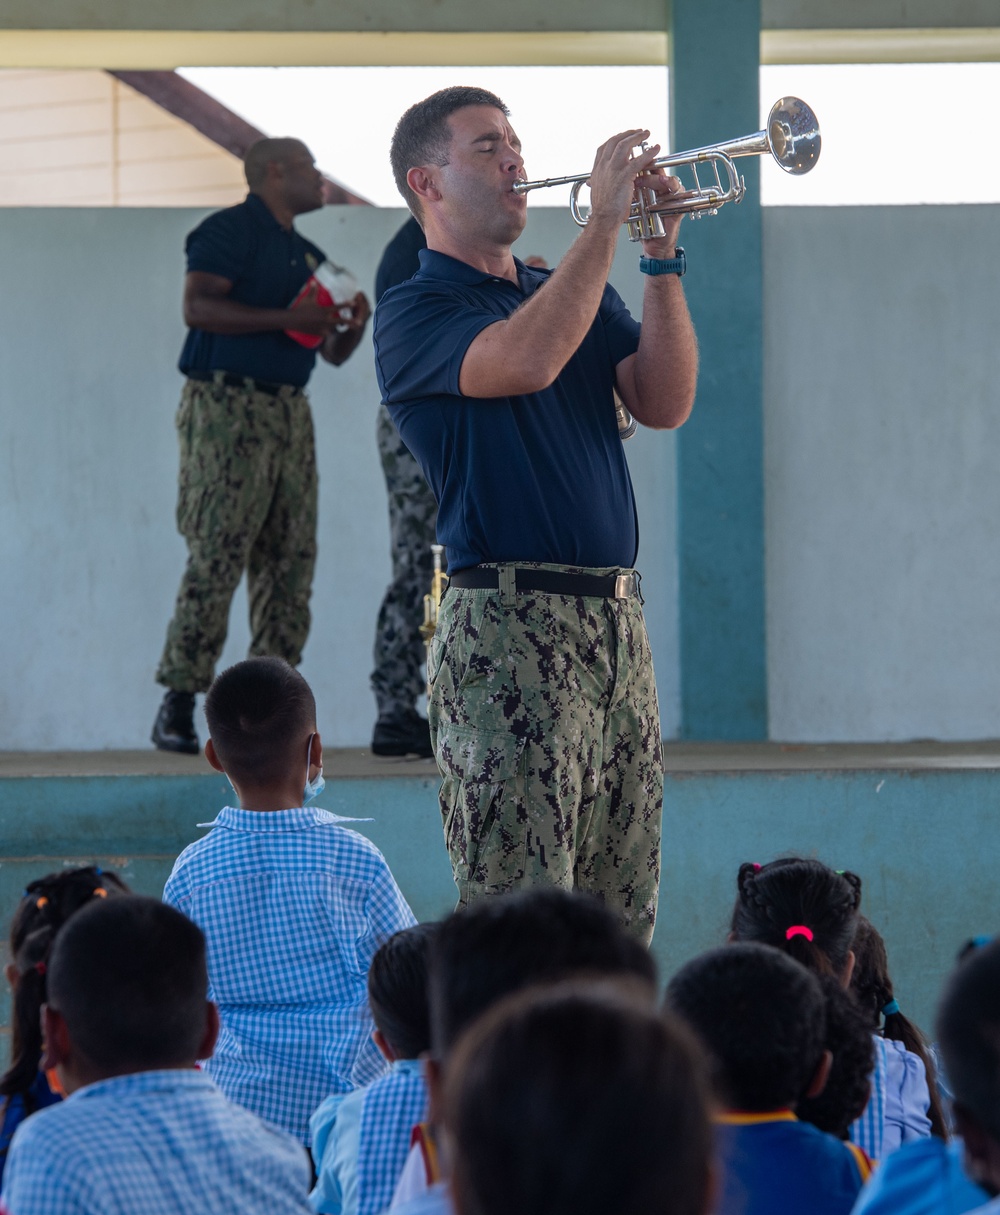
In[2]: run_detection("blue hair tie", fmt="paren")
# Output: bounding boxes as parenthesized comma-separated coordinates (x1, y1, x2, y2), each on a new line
(882, 999, 900, 1017)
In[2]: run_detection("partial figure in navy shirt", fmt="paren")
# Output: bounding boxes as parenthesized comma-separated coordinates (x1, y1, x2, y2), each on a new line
(153, 138, 371, 756)
(374, 87, 698, 943)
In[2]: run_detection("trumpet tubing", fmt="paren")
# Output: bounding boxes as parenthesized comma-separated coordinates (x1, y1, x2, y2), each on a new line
(512, 97, 820, 240)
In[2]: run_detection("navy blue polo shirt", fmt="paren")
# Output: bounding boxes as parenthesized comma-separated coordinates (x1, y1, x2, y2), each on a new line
(373, 248, 642, 573)
(178, 193, 325, 388)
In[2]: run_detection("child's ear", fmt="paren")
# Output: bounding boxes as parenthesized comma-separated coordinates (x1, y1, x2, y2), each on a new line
(804, 1049, 833, 1100)
(41, 1005, 72, 1072)
(373, 1029, 397, 1063)
(309, 732, 323, 772)
(424, 1055, 444, 1125)
(198, 1002, 220, 1061)
(4, 962, 17, 989)
(204, 739, 225, 773)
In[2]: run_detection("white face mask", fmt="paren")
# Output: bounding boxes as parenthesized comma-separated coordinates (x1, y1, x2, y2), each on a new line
(304, 733, 325, 804)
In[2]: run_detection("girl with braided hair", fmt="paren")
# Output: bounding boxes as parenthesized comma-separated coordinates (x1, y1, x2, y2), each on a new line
(729, 857, 933, 1162)
(851, 915, 948, 1140)
(0, 866, 128, 1179)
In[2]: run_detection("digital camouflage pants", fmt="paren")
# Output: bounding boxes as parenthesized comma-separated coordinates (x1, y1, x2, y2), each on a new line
(370, 403, 439, 718)
(427, 563, 663, 944)
(156, 375, 317, 694)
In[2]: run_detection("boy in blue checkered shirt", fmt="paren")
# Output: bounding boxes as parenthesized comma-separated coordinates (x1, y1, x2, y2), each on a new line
(164, 657, 416, 1144)
(310, 923, 436, 1215)
(0, 895, 313, 1215)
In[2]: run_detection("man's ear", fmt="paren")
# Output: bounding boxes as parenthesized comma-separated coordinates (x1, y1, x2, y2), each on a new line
(407, 166, 441, 205)
(804, 1049, 833, 1100)
(198, 1002, 220, 1062)
(204, 738, 224, 773)
(41, 1005, 72, 1072)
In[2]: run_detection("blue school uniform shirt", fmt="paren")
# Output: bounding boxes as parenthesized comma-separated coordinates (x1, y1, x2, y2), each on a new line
(716, 1110, 872, 1215)
(0, 1073, 61, 1185)
(850, 1036, 932, 1160)
(0, 1069, 312, 1215)
(850, 1137, 987, 1215)
(163, 806, 416, 1143)
(310, 1058, 428, 1215)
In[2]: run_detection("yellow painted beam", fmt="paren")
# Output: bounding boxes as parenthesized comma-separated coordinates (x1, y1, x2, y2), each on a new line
(764, 27, 1000, 63)
(0, 30, 668, 69)
(1, 26, 998, 69)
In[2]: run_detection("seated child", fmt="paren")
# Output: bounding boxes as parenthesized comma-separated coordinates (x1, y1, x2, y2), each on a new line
(163, 657, 416, 1143)
(310, 923, 437, 1215)
(666, 942, 873, 1215)
(798, 975, 876, 1139)
(0, 866, 128, 1182)
(443, 980, 714, 1215)
(935, 938, 1000, 1215)
(851, 915, 947, 1145)
(0, 895, 313, 1215)
(730, 857, 932, 1159)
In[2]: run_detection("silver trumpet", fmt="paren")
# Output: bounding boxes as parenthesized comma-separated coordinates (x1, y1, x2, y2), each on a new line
(512, 97, 821, 241)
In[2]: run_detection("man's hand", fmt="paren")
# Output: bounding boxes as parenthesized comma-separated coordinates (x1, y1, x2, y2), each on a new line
(635, 168, 686, 256)
(586, 130, 665, 230)
(320, 291, 371, 366)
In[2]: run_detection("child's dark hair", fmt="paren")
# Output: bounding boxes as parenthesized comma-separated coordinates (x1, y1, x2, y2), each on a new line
(48, 896, 208, 1074)
(851, 915, 948, 1139)
(730, 857, 862, 978)
(2, 867, 128, 1102)
(205, 657, 316, 787)
(937, 938, 1000, 1141)
(368, 923, 437, 1060)
(797, 976, 876, 1138)
(430, 888, 657, 1057)
(445, 981, 714, 1215)
(665, 942, 827, 1111)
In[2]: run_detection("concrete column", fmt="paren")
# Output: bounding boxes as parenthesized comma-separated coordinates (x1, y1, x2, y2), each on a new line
(669, 0, 767, 738)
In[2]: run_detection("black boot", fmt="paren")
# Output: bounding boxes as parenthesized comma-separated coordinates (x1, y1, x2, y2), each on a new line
(152, 690, 199, 755)
(371, 708, 434, 759)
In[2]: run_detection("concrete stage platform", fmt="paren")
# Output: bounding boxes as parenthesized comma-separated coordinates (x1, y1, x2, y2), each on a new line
(2, 741, 999, 1032)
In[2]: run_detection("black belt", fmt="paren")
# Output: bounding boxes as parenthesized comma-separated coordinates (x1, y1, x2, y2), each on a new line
(448, 566, 642, 600)
(186, 370, 293, 398)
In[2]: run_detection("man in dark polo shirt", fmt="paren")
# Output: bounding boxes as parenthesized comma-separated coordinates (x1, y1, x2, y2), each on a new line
(152, 137, 370, 754)
(374, 87, 698, 942)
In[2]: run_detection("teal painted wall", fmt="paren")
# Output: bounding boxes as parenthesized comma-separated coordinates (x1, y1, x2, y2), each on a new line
(2, 767, 997, 1032)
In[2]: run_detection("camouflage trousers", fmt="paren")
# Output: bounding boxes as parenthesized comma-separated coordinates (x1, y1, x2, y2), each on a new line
(428, 563, 663, 944)
(370, 403, 439, 717)
(156, 375, 317, 693)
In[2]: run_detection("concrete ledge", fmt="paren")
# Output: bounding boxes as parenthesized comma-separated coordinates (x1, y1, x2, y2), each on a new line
(2, 742, 997, 1031)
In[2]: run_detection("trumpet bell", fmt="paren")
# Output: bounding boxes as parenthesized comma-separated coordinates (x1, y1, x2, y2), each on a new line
(766, 97, 821, 175)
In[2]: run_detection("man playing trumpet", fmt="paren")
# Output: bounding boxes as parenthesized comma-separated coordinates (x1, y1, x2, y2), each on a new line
(373, 86, 697, 943)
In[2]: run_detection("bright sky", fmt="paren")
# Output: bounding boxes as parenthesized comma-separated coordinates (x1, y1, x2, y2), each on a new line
(179, 63, 1000, 208)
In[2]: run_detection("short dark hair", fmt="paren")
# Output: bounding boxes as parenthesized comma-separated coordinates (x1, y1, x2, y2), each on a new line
(797, 975, 876, 1138)
(368, 923, 437, 1060)
(244, 137, 307, 190)
(730, 857, 862, 978)
(48, 896, 209, 1074)
(937, 938, 1000, 1140)
(666, 942, 827, 1111)
(205, 657, 316, 788)
(445, 981, 713, 1215)
(389, 86, 509, 218)
(2, 867, 129, 1100)
(429, 887, 656, 1057)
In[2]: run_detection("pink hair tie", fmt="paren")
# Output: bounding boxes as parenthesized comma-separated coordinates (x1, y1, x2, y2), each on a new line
(785, 925, 814, 942)
(752, 863, 761, 872)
